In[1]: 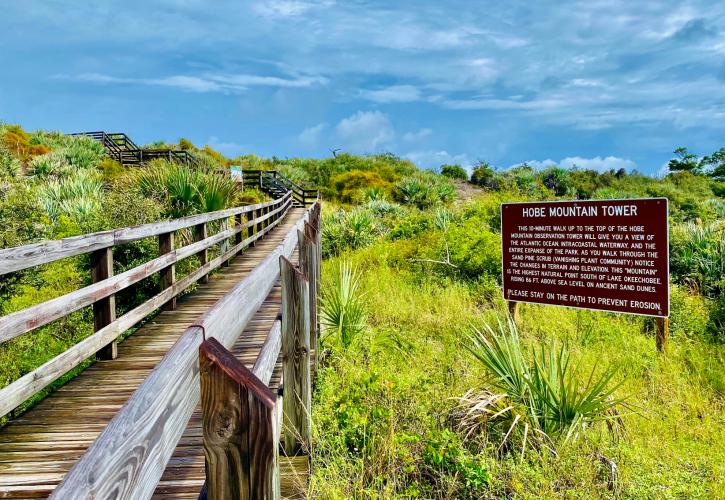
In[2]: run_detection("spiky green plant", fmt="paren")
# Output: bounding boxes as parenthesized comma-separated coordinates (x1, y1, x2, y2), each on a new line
(197, 173, 238, 212)
(137, 161, 236, 217)
(321, 262, 368, 348)
(454, 317, 627, 457)
(37, 171, 104, 222)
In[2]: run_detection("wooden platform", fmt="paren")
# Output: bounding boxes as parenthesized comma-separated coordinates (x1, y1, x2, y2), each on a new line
(0, 208, 308, 499)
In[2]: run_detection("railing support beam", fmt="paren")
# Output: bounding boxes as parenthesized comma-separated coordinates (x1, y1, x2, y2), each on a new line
(159, 232, 177, 311)
(280, 256, 311, 455)
(91, 248, 117, 360)
(194, 223, 209, 284)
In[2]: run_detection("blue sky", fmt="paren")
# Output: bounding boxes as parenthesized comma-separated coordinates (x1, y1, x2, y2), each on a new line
(1, 1, 724, 175)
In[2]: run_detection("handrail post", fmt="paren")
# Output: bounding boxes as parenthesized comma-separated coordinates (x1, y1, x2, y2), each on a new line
(200, 338, 280, 500)
(247, 209, 257, 248)
(298, 224, 319, 373)
(256, 208, 264, 239)
(279, 256, 311, 454)
(194, 223, 209, 284)
(220, 218, 230, 268)
(235, 213, 243, 246)
(91, 248, 117, 360)
(159, 232, 177, 311)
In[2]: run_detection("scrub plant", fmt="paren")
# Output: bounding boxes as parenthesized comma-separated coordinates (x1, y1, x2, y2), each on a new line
(454, 317, 627, 458)
(321, 262, 367, 348)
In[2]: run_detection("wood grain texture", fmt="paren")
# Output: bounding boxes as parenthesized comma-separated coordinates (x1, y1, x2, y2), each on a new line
(297, 228, 318, 370)
(47, 208, 309, 500)
(0, 204, 292, 344)
(194, 223, 209, 284)
(159, 232, 177, 311)
(91, 248, 117, 360)
(280, 257, 311, 455)
(0, 194, 292, 276)
(200, 338, 278, 500)
(0, 214, 287, 420)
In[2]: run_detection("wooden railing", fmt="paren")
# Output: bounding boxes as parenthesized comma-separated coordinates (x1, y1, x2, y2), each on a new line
(243, 169, 319, 207)
(50, 201, 322, 499)
(72, 131, 204, 168)
(0, 192, 294, 419)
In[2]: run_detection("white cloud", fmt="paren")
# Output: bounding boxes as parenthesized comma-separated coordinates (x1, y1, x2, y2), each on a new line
(206, 136, 248, 157)
(559, 156, 636, 171)
(335, 110, 395, 152)
(402, 128, 432, 142)
(60, 71, 327, 93)
(253, 0, 335, 18)
(298, 123, 327, 146)
(404, 150, 472, 171)
(509, 156, 636, 172)
(359, 85, 422, 103)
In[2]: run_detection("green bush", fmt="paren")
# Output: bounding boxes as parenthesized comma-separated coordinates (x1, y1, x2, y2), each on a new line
(321, 262, 368, 348)
(440, 164, 468, 180)
(470, 161, 495, 188)
(329, 169, 392, 203)
(393, 173, 455, 209)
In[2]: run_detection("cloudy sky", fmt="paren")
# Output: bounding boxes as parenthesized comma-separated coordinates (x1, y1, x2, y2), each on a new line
(1, 1, 724, 174)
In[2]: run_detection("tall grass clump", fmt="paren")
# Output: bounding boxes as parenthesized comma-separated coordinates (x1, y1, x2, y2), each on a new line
(321, 262, 367, 348)
(37, 171, 104, 224)
(137, 160, 237, 217)
(454, 318, 627, 457)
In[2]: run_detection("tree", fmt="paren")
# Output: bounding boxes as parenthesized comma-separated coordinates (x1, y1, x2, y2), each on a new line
(470, 161, 495, 188)
(667, 147, 701, 174)
(440, 164, 468, 180)
(700, 148, 725, 180)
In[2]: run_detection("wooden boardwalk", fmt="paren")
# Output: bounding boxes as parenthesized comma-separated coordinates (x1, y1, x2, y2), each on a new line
(0, 208, 308, 499)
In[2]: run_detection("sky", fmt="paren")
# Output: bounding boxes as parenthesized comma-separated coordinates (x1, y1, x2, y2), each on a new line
(1, 1, 724, 175)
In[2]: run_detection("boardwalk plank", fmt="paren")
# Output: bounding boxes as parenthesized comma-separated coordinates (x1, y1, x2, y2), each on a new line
(0, 208, 308, 499)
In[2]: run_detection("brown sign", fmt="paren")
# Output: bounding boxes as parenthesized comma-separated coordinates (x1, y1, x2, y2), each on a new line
(501, 198, 669, 317)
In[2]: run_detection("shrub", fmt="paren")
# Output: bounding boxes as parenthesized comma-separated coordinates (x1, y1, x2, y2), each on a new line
(440, 164, 468, 180)
(453, 318, 627, 456)
(322, 207, 382, 257)
(669, 222, 724, 297)
(137, 160, 237, 217)
(321, 262, 368, 348)
(330, 170, 392, 203)
(0, 145, 21, 180)
(37, 171, 104, 225)
(393, 173, 455, 209)
(30, 151, 69, 178)
(470, 161, 495, 188)
(541, 166, 576, 197)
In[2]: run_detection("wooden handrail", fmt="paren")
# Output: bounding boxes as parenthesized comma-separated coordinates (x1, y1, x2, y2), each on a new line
(0, 194, 289, 275)
(0, 193, 296, 419)
(51, 201, 319, 499)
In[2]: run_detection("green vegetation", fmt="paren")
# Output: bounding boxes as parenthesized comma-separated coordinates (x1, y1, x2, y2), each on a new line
(0, 124, 723, 497)
(0, 125, 246, 422)
(306, 152, 724, 497)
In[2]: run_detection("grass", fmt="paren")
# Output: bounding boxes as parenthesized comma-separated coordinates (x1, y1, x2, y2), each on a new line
(311, 233, 725, 498)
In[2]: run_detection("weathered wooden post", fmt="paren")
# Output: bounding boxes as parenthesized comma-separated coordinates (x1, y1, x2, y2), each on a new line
(508, 301, 520, 325)
(235, 213, 243, 246)
(279, 256, 311, 454)
(200, 338, 280, 500)
(655, 317, 669, 352)
(247, 209, 256, 247)
(158, 232, 176, 311)
(194, 223, 209, 284)
(298, 225, 319, 371)
(256, 208, 264, 240)
(220, 218, 230, 267)
(91, 248, 117, 360)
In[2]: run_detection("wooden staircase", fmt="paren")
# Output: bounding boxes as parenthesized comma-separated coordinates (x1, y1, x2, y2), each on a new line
(72, 131, 204, 168)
